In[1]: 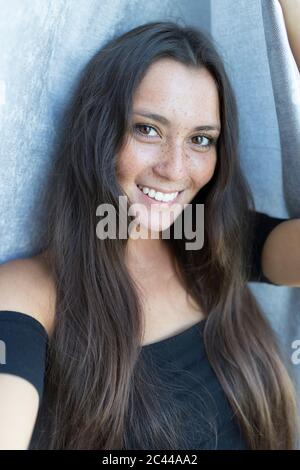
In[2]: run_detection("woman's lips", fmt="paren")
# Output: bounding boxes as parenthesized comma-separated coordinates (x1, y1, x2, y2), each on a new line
(136, 184, 182, 206)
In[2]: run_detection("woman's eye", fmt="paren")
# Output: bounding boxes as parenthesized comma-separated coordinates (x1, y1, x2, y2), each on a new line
(133, 124, 158, 138)
(191, 135, 213, 148)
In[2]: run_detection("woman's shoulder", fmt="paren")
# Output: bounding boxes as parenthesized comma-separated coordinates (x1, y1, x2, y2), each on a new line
(0, 249, 56, 338)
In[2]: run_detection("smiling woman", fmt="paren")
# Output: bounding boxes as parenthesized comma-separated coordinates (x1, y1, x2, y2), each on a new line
(0, 21, 299, 450)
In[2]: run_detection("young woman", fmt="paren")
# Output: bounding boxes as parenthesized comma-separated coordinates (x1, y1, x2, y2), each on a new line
(0, 21, 299, 450)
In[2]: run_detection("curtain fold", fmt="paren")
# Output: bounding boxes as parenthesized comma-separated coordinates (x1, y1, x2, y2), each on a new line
(211, 0, 300, 421)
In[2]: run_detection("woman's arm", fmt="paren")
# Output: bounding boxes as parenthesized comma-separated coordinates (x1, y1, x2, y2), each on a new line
(261, 218, 300, 287)
(278, 0, 300, 71)
(0, 258, 55, 449)
(258, 2, 300, 285)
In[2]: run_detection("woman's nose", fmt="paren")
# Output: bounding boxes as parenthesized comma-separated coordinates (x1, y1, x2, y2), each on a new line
(153, 143, 188, 181)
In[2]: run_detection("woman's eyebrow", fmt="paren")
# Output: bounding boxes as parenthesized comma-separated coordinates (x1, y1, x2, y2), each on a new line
(133, 109, 221, 133)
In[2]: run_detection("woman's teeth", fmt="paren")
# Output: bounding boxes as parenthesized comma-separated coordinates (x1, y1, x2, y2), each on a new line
(137, 184, 179, 202)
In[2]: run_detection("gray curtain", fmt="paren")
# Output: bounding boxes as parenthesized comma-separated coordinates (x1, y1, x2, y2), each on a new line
(1, 0, 299, 433)
(210, 0, 300, 418)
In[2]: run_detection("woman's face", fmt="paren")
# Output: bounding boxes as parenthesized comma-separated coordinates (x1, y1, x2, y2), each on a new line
(116, 58, 221, 235)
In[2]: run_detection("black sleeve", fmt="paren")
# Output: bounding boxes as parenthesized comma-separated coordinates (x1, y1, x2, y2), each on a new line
(0, 311, 48, 400)
(247, 210, 289, 284)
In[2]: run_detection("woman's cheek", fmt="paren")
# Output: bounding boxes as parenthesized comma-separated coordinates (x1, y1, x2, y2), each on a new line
(191, 152, 217, 185)
(116, 145, 145, 180)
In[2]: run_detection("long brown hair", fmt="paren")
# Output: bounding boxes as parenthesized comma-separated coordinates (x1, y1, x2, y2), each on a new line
(32, 21, 299, 449)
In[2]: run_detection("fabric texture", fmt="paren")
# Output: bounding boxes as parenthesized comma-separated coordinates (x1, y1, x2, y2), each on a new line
(126, 319, 248, 449)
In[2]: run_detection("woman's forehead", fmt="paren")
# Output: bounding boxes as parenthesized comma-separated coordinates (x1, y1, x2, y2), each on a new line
(132, 61, 221, 132)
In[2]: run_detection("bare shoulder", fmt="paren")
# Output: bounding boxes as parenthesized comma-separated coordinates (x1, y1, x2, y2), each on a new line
(0, 249, 56, 338)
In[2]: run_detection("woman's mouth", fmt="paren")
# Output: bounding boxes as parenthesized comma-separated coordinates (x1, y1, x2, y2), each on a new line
(136, 184, 183, 206)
